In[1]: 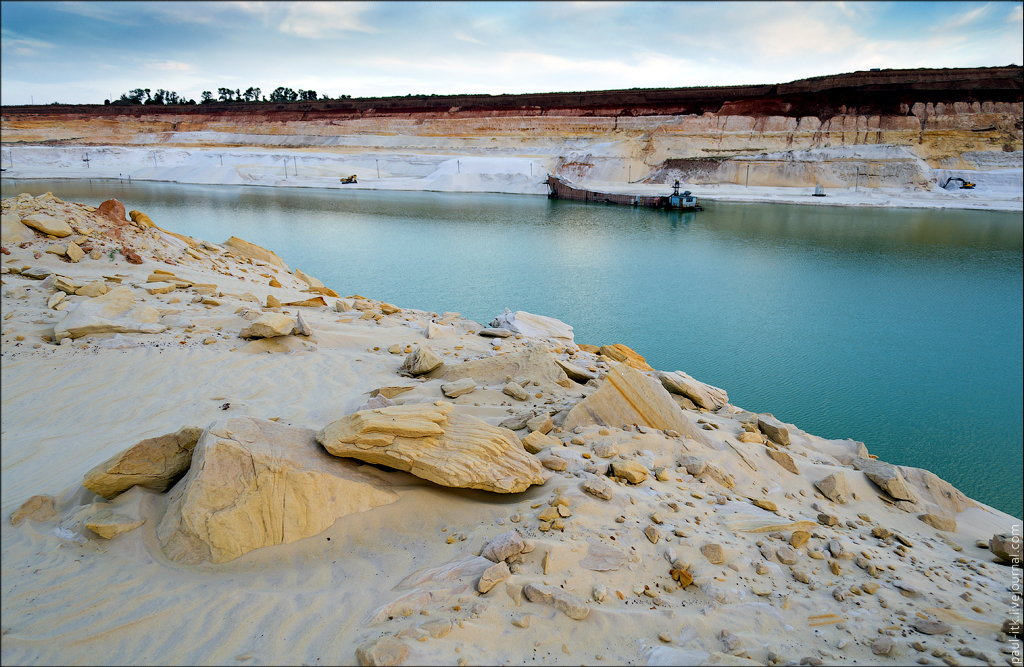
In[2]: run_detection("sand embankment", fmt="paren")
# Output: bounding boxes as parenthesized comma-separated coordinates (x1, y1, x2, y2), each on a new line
(2, 192, 1021, 666)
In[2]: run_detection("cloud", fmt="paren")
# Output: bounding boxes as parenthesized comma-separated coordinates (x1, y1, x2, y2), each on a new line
(147, 60, 194, 72)
(1009, 4, 1023, 23)
(1, 34, 55, 57)
(933, 3, 993, 31)
(51, 1, 139, 26)
(278, 3, 379, 38)
(453, 31, 483, 45)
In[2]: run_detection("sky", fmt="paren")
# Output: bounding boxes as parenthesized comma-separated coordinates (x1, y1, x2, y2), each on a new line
(1, 1, 1022, 105)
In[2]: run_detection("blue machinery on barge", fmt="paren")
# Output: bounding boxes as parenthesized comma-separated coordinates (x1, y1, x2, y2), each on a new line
(546, 175, 703, 211)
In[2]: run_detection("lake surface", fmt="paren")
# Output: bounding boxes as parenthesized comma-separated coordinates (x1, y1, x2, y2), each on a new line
(4, 178, 1022, 519)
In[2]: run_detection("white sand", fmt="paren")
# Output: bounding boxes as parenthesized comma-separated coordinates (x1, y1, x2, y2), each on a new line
(2, 193, 1021, 666)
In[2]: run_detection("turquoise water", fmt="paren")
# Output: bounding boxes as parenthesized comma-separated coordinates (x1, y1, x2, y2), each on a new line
(3, 179, 1022, 518)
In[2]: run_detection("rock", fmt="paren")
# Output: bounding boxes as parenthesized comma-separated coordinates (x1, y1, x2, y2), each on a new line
(598, 343, 652, 371)
(522, 430, 560, 454)
(317, 403, 545, 493)
(489, 308, 574, 346)
(121, 247, 143, 264)
(477, 561, 512, 593)
(990, 534, 1022, 564)
(500, 413, 532, 430)
(523, 583, 589, 620)
(593, 584, 607, 602)
(47, 292, 65, 309)
(581, 478, 614, 500)
(871, 638, 895, 656)
(82, 425, 205, 499)
(526, 413, 553, 434)
(853, 457, 918, 502)
(335, 299, 353, 312)
(757, 415, 790, 446)
(593, 442, 618, 458)
(282, 297, 327, 308)
(157, 417, 398, 564)
(658, 371, 728, 410)
(562, 364, 707, 441)
(914, 619, 953, 635)
(776, 545, 798, 564)
(223, 236, 290, 271)
(752, 499, 778, 512)
(611, 460, 648, 484)
(737, 431, 762, 444)
(815, 471, 849, 503)
(53, 286, 164, 340)
(645, 525, 662, 543)
(128, 210, 155, 227)
(266, 294, 282, 309)
(678, 455, 706, 476)
(47, 244, 68, 256)
(770, 448, 798, 475)
(789, 531, 810, 548)
(443, 346, 570, 391)
(554, 358, 598, 382)
(295, 310, 312, 336)
(441, 377, 476, 398)
(478, 327, 513, 338)
(66, 242, 85, 262)
(96, 198, 128, 222)
(294, 268, 324, 289)
(701, 543, 725, 564)
(21, 213, 73, 237)
(817, 513, 839, 526)
(371, 386, 415, 400)
(481, 531, 525, 562)
(918, 513, 956, 532)
(85, 509, 145, 539)
(238, 312, 297, 339)
(580, 540, 626, 570)
(356, 395, 395, 412)
(503, 382, 530, 401)
(541, 455, 567, 471)
(399, 346, 444, 376)
(792, 568, 811, 584)
(10, 495, 57, 525)
(424, 321, 452, 339)
(143, 281, 177, 295)
(75, 281, 108, 297)
(1, 213, 36, 243)
(356, 636, 409, 666)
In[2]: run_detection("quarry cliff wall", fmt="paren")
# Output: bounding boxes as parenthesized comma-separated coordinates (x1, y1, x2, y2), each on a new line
(3, 67, 1021, 189)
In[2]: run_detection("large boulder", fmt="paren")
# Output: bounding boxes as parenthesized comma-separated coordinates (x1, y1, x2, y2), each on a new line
(814, 471, 849, 504)
(489, 309, 574, 347)
(53, 286, 165, 340)
(658, 371, 729, 411)
(853, 457, 918, 503)
(442, 345, 570, 391)
(20, 213, 73, 237)
(317, 402, 545, 493)
(990, 534, 1022, 564)
(399, 346, 444, 376)
(96, 198, 128, 222)
(222, 236, 290, 271)
(757, 414, 790, 446)
(561, 364, 707, 442)
(157, 417, 398, 564)
(239, 312, 297, 339)
(82, 425, 205, 499)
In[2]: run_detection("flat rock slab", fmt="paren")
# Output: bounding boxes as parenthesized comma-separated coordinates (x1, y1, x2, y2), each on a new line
(239, 312, 297, 339)
(394, 554, 495, 591)
(54, 286, 165, 340)
(757, 414, 790, 446)
(85, 509, 145, 539)
(815, 470, 849, 503)
(658, 370, 728, 410)
(223, 236, 290, 271)
(914, 618, 953, 635)
(10, 495, 58, 526)
(853, 457, 918, 502)
(443, 346, 570, 392)
(317, 403, 545, 493)
(523, 583, 589, 620)
(481, 531, 525, 562)
(21, 213, 73, 237)
(489, 309, 574, 346)
(157, 417, 398, 564)
(477, 328, 513, 338)
(83, 425, 204, 499)
(356, 636, 409, 666)
(579, 539, 627, 571)
(440, 377, 476, 398)
(766, 448, 800, 474)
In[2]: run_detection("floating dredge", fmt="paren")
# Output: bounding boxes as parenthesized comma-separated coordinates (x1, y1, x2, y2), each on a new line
(547, 175, 703, 211)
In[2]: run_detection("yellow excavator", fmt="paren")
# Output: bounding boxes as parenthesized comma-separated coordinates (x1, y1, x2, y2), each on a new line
(340, 175, 357, 184)
(943, 177, 975, 189)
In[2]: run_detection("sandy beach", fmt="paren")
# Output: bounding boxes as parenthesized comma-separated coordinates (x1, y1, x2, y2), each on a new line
(2, 190, 1021, 666)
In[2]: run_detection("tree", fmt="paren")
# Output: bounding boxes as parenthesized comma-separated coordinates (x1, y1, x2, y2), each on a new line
(122, 88, 147, 104)
(298, 89, 318, 101)
(201, 90, 214, 103)
(217, 87, 236, 102)
(243, 86, 261, 102)
(269, 87, 298, 102)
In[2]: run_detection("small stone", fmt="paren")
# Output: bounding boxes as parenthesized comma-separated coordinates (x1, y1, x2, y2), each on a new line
(815, 471, 849, 504)
(790, 531, 810, 548)
(481, 531, 525, 562)
(10, 495, 58, 525)
(862, 582, 879, 594)
(817, 513, 839, 526)
(610, 460, 648, 484)
(477, 561, 512, 594)
(701, 543, 724, 564)
(914, 619, 952, 635)
(645, 526, 662, 544)
(592, 584, 607, 602)
(526, 413, 553, 434)
(919, 513, 957, 532)
(593, 442, 618, 458)
(540, 456, 567, 472)
(522, 430, 560, 454)
(523, 583, 589, 620)
(512, 615, 530, 628)
(792, 568, 810, 584)
(659, 632, 672, 643)
(871, 638, 895, 656)
(752, 499, 778, 512)
(582, 479, 613, 500)
(441, 377, 476, 398)
(356, 636, 409, 666)
(502, 382, 530, 401)
(776, 545, 798, 564)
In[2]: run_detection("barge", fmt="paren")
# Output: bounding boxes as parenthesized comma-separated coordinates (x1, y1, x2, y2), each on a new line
(546, 175, 703, 211)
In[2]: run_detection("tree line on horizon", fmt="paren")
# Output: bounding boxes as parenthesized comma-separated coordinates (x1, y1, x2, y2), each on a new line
(106, 87, 353, 106)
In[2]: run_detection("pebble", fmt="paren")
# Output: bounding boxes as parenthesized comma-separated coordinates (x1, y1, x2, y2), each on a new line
(701, 543, 724, 564)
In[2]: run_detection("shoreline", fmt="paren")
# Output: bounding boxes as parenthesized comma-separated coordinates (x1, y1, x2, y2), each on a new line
(2, 191, 1022, 666)
(2, 144, 1021, 213)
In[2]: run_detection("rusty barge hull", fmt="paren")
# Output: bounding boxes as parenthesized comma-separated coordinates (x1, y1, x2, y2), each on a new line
(546, 175, 702, 210)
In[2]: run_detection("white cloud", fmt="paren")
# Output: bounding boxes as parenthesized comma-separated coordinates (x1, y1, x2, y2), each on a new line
(278, 3, 379, 38)
(147, 60, 194, 72)
(1009, 4, 1023, 23)
(0, 33, 55, 57)
(933, 3, 993, 31)
(453, 31, 483, 45)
